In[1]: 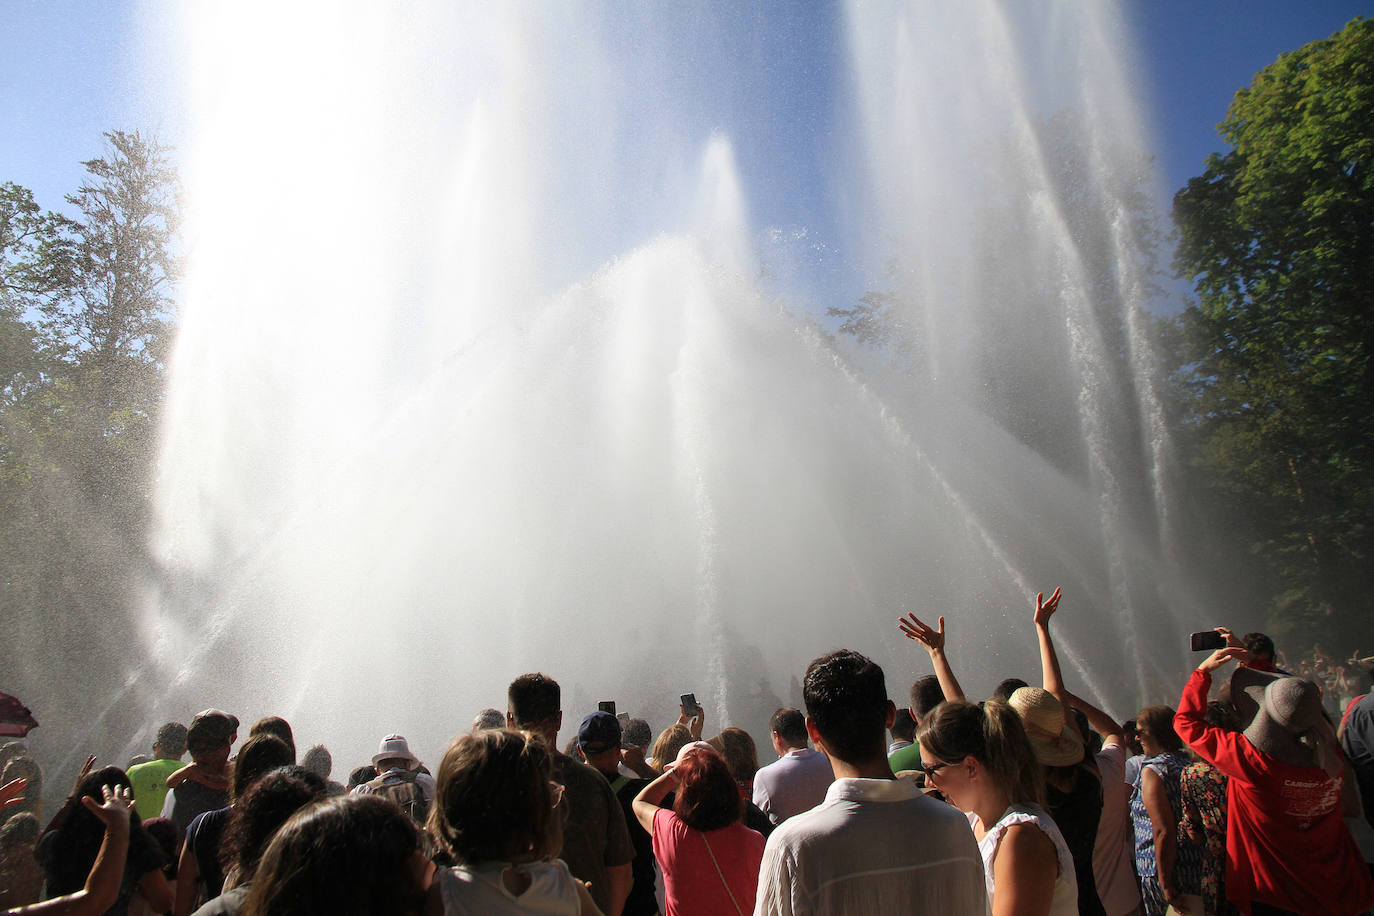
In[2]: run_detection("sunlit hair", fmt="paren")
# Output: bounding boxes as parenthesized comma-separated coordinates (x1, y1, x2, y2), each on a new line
(241, 794, 424, 916)
(673, 749, 741, 832)
(707, 727, 759, 785)
(428, 728, 556, 864)
(1136, 705, 1184, 753)
(650, 724, 693, 774)
(233, 734, 295, 801)
(918, 699, 1044, 807)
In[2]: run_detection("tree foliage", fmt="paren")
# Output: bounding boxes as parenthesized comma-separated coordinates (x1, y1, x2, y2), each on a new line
(0, 131, 180, 713)
(1172, 17, 1374, 647)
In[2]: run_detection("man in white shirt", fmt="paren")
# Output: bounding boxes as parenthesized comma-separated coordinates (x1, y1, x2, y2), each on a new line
(754, 650, 986, 916)
(752, 707, 834, 826)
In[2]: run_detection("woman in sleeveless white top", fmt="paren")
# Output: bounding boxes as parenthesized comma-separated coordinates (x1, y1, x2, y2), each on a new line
(973, 804, 1079, 916)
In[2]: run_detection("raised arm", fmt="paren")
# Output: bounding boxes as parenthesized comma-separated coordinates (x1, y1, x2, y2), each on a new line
(1032, 587, 1068, 704)
(5, 785, 134, 916)
(897, 613, 966, 702)
(1064, 692, 1124, 745)
(631, 769, 680, 835)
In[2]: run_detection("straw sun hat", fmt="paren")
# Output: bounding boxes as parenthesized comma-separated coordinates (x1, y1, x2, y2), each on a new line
(1008, 687, 1085, 767)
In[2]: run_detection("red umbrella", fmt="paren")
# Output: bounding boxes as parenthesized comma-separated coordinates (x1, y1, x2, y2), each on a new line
(0, 692, 38, 738)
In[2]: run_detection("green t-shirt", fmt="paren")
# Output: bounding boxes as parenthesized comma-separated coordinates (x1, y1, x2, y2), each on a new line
(887, 740, 923, 776)
(126, 757, 185, 820)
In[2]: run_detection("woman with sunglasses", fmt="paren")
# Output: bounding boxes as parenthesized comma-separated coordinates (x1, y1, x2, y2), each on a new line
(902, 612, 1078, 916)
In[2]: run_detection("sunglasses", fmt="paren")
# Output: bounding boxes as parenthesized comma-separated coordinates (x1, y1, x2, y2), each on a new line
(920, 760, 953, 777)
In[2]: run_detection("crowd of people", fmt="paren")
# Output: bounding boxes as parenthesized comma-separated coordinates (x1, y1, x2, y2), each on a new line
(1, 591, 1372, 916)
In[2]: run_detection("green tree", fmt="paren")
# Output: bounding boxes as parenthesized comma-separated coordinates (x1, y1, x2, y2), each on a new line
(0, 132, 180, 733)
(1172, 17, 1374, 648)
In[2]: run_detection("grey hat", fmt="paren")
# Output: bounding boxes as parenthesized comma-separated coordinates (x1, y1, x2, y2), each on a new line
(1230, 667, 1326, 767)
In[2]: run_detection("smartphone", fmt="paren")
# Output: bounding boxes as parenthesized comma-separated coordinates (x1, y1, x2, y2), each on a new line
(616, 712, 630, 727)
(1190, 630, 1226, 652)
(680, 693, 701, 718)
(598, 700, 616, 716)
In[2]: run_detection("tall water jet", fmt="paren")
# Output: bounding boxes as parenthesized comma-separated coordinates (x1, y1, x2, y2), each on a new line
(24, 0, 1197, 772)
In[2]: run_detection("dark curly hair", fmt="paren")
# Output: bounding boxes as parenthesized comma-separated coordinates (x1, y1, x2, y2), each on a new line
(219, 767, 325, 881)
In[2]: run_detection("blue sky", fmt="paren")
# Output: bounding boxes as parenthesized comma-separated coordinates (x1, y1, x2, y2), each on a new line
(2, 1, 1368, 313)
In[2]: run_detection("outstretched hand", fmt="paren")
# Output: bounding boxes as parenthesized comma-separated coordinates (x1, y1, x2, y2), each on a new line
(80, 784, 135, 834)
(1034, 587, 1062, 627)
(898, 613, 945, 655)
(1199, 646, 1248, 674)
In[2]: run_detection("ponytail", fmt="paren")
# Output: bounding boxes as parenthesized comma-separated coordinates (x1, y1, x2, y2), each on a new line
(919, 699, 1044, 807)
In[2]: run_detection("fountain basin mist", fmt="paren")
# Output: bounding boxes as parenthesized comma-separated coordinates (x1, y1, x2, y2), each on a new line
(20, 0, 1201, 776)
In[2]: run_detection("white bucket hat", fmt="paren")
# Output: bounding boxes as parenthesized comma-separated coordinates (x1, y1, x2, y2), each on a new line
(372, 733, 420, 769)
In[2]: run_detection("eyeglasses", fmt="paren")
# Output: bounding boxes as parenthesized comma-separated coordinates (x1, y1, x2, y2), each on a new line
(920, 760, 953, 778)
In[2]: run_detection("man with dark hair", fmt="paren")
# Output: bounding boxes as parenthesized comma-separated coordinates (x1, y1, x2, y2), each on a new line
(127, 721, 188, 820)
(755, 650, 985, 915)
(889, 674, 945, 774)
(888, 708, 916, 754)
(1241, 631, 1293, 674)
(751, 707, 834, 826)
(507, 673, 633, 916)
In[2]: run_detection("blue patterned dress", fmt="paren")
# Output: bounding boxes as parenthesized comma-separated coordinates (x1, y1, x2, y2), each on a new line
(1129, 750, 1203, 916)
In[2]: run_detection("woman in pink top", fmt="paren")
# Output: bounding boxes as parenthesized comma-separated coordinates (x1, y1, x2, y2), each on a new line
(632, 743, 765, 916)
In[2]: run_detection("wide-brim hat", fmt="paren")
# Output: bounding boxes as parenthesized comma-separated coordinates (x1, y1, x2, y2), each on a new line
(1230, 667, 1325, 766)
(372, 733, 419, 768)
(1008, 687, 1084, 767)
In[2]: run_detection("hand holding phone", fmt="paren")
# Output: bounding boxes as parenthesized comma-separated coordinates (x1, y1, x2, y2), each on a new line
(680, 693, 701, 718)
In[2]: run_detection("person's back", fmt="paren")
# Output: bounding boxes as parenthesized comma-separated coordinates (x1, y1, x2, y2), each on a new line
(761, 776, 984, 914)
(552, 755, 632, 909)
(755, 650, 986, 916)
(508, 674, 632, 915)
(752, 709, 834, 826)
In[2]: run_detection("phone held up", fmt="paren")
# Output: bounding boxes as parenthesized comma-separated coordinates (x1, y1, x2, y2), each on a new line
(598, 700, 616, 716)
(1190, 630, 1227, 652)
(680, 693, 701, 718)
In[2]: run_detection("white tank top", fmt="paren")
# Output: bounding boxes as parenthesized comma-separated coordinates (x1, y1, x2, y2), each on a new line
(971, 803, 1079, 916)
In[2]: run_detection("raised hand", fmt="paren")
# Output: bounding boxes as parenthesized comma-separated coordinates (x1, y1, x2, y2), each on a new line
(1033, 587, 1062, 627)
(898, 613, 945, 655)
(81, 784, 135, 834)
(1199, 646, 1248, 673)
(1214, 627, 1242, 649)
